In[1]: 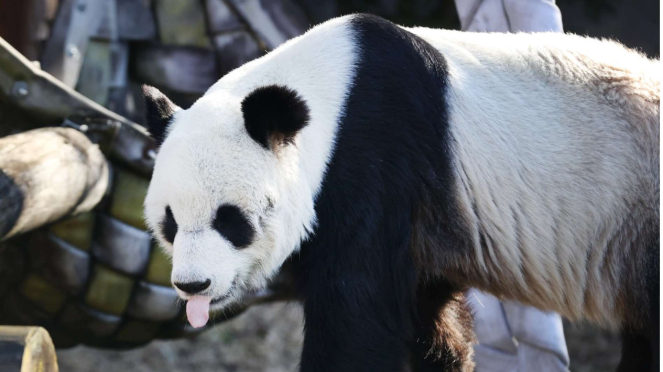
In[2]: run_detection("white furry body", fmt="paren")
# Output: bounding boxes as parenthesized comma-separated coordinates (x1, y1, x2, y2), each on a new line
(145, 15, 659, 328)
(410, 28, 659, 327)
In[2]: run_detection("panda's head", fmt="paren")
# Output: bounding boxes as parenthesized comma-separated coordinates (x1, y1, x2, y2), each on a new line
(143, 84, 314, 319)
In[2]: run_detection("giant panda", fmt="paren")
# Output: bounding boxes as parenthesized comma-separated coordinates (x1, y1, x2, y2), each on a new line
(143, 14, 660, 372)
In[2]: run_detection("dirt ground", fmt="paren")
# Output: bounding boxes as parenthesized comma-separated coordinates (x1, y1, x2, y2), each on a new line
(57, 303, 621, 372)
(57, 302, 305, 372)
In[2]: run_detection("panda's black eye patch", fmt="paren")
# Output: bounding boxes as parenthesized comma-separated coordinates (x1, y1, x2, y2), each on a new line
(212, 205, 255, 249)
(162, 206, 178, 244)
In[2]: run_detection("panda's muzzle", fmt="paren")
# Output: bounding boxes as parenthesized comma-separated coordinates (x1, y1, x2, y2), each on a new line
(210, 275, 239, 304)
(210, 294, 229, 305)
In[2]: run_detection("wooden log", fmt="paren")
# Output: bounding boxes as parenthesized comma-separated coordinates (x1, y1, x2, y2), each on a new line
(0, 36, 136, 130)
(0, 326, 59, 372)
(0, 127, 109, 240)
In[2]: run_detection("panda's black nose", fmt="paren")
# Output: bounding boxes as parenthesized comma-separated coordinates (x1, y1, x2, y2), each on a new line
(174, 279, 211, 294)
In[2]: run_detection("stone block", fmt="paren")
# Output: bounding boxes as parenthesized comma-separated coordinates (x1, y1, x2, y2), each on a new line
(126, 281, 180, 321)
(19, 274, 67, 314)
(85, 265, 133, 315)
(29, 233, 90, 295)
(131, 43, 218, 94)
(145, 242, 173, 287)
(92, 214, 151, 275)
(226, 0, 308, 49)
(48, 212, 95, 251)
(213, 30, 261, 76)
(205, 0, 243, 34)
(58, 303, 122, 337)
(108, 168, 149, 230)
(154, 0, 211, 47)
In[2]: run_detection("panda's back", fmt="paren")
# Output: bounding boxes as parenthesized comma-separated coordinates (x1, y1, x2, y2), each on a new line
(406, 27, 659, 327)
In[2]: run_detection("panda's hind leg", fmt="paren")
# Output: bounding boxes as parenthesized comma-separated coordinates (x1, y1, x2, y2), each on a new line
(618, 331, 657, 372)
(618, 236, 659, 372)
(410, 279, 475, 372)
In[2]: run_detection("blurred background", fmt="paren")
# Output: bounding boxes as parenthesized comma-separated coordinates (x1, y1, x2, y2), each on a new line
(0, 0, 658, 371)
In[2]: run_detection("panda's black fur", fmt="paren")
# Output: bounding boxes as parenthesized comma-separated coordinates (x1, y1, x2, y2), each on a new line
(142, 85, 178, 147)
(242, 85, 311, 150)
(290, 15, 475, 372)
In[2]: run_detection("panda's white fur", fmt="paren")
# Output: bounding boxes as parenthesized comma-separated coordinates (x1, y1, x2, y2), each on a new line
(144, 17, 358, 306)
(410, 28, 659, 328)
(145, 13, 659, 335)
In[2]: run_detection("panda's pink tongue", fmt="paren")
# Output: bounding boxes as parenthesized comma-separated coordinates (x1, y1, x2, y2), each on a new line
(186, 296, 211, 328)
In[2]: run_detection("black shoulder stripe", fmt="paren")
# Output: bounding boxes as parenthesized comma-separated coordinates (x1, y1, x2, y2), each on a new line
(294, 15, 473, 371)
(297, 13, 471, 287)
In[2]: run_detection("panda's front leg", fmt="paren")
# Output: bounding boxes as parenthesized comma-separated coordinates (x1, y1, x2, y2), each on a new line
(297, 271, 417, 372)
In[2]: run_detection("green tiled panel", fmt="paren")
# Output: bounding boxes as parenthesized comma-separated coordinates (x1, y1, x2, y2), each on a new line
(115, 320, 161, 344)
(49, 212, 95, 251)
(145, 243, 173, 287)
(20, 273, 67, 313)
(85, 265, 134, 315)
(2, 292, 54, 325)
(154, 0, 211, 47)
(58, 303, 122, 337)
(109, 169, 150, 230)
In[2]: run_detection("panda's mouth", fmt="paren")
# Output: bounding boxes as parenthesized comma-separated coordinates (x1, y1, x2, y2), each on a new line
(209, 275, 239, 305)
(210, 294, 229, 305)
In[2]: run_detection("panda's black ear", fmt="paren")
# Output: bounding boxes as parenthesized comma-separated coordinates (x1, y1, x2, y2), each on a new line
(142, 85, 180, 147)
(241, 85, 310, 150)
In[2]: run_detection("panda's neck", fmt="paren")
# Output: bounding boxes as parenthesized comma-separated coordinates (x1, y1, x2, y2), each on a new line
(281, 20, 359, 200)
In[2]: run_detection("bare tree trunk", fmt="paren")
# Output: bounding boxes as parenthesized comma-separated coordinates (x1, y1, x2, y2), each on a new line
(0, 127, 109, 240)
